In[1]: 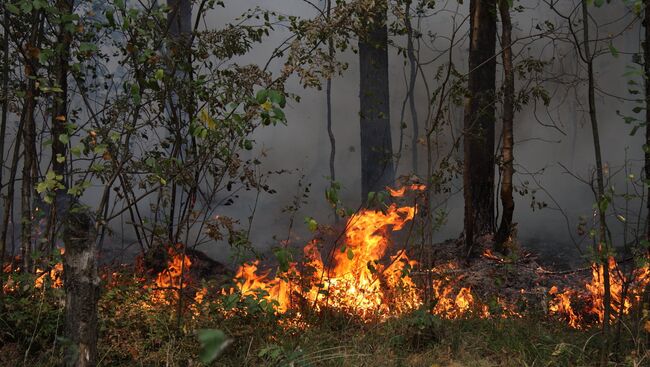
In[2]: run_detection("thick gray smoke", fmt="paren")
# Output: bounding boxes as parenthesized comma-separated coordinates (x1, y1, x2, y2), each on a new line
(208, 0, 644, 268)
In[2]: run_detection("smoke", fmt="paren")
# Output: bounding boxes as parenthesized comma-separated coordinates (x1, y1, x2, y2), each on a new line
(2, 0, 642, 270)
(207, 0, 644, 268)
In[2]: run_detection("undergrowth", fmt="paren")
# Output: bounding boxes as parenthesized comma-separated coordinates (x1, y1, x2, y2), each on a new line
(1, 281, 648, 367)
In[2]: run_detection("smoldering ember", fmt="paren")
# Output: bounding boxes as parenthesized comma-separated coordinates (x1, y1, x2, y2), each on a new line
(2, 1, 650, 366)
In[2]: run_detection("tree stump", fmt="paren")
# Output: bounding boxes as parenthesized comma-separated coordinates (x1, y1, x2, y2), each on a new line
(63, 206, 99, 367)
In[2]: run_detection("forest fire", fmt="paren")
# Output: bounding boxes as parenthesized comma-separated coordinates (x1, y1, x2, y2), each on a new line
(549, 257, 650, 329)
(1, 249, 64, 292)
(228, 186, 423, 319)
(148, 245, 194, 305)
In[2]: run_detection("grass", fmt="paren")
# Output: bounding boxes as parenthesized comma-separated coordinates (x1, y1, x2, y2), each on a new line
(1, 277, 648, 366)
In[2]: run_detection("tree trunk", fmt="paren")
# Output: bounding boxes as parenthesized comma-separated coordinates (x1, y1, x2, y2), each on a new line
(405, 0, 420, 175)
(326, 0, 338, 221)
(359, 1, 395, 201)
(0, 1, 10, 270)
(580, 1, 611, 363)
(20, 78, 37, 272)
(643, 0, 650, 240)
(495, 0, 515, 252)
(49, 0, 74, 254)
(165, 0, 191, 242)
(19, 10, 44, 273)
(63, 206, 99, 367)
(463, 0, 497, 257)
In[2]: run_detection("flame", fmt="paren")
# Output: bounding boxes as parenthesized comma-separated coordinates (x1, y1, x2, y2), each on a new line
(549, 256, 650, 328)
(428, 263, 490, 319)
(549, 286, 582, 329)
(386, 184, 426, 198)
(150, 245, 192, 305)
(229, 187, 422, 319)
(35, 248, 64, 289)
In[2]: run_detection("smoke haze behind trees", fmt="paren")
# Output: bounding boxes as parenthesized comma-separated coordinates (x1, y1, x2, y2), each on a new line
(5, 0, 642, 269)
(208, 0, 642, 268)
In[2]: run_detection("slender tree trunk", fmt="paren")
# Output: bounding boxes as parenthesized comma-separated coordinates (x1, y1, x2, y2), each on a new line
(0, 122, 22, 299)
(405, 0, 420, 175)
(49, 0, 74, 253)
(167, 0, 192, 329)
(21, 78, 37, 272)
(463, 0, 497, 257)
(325, 0, 337, 221)
(359, 0, 395, 201)
(495, 0, 515, 252)
(0, 1, 10, 268)
(580, 1, 611, 363)
(63, 206, 99, 367)
(165, 0, 191, 242)
(20, 11, 44, 273)
(643, 0, 650, 240)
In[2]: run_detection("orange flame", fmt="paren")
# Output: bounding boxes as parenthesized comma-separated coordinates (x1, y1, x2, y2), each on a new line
(35, 248, 64, 289)
(387, 184, 426, 198)
(549, 256, 650, 328)
(150, 246, 192, 305)
(229, 187, 422, 319)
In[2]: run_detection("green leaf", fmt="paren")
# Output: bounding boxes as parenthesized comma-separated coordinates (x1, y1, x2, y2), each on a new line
(131, 84, 141, 104)
(36, 181, 48, 194)
(347, 248, 354, 260)
(197, 329, 229, 364)
(609, 43, 619, 58)
(71, 143, 85, 157)
(6, 3, 20, 14)
(305, 217, 318, 232)
(105, 9, 115, 27)
(93, 144, 107, 155)
(46, 170, 56, 181)
(58, 134, 70, 145)
(79, 42, 98, 53)
(255, 89, 269, 104)
(273, 248, 292, 273)
(268, 90, 286, 108)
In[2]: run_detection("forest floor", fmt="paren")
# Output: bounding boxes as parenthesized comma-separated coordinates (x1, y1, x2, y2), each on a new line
(1, 245, 648, 367)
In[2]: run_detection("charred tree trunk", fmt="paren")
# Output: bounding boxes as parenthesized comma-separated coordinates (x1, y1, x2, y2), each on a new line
(359, 1, 395, 201)
(495, 0, 515, 252)
(463, 0, 497, 257)
(63, 205, 99, 367)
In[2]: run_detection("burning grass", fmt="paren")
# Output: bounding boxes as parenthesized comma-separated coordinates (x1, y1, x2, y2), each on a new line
(2, 185, 650, 365)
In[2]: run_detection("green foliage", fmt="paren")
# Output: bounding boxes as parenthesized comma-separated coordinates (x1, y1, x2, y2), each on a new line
(197, 329, 230, 364)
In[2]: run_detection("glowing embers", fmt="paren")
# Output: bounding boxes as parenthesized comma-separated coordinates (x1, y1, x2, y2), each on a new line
(229, 186, 422, 319)
(548, 257, 650, 329)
